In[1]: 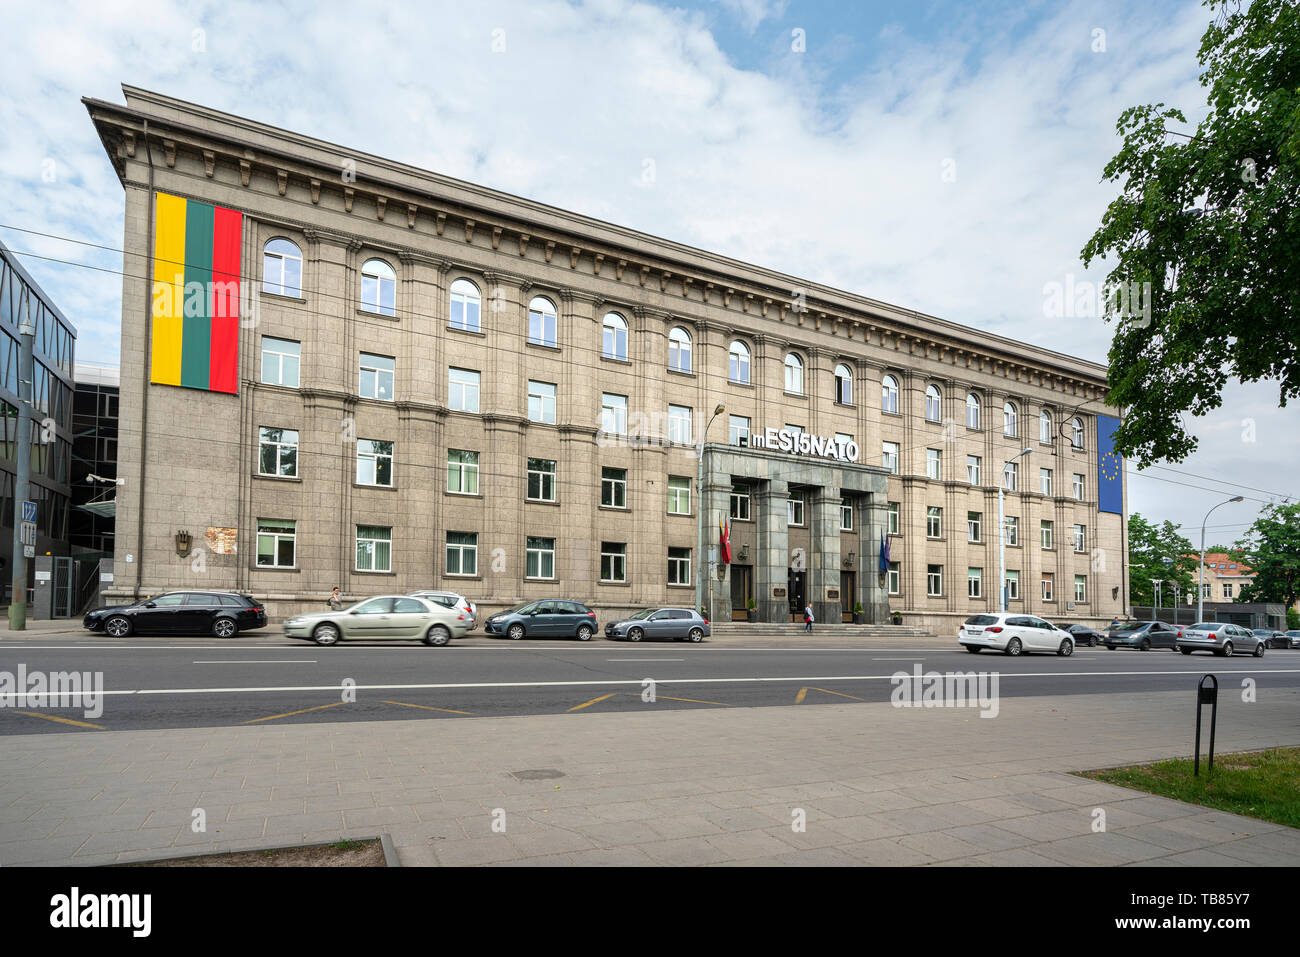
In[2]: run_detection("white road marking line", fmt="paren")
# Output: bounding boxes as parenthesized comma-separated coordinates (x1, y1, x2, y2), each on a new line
(192, 660, 314, 664)
(609, 658, 685, 662)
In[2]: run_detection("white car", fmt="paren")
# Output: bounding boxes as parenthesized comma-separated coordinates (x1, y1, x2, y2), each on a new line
(408, 590, 476, 629)
(959, 613, 1075, 656)
(284, 595, 473, 646)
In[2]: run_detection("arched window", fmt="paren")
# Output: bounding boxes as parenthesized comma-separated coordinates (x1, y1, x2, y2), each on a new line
(449, 278, 481, 332)
(729, 341, 751, 384)
(784, 353, 804, 394)
(1070, 416, 1085, 450)
(925, 384, 942, 422)
(668, 327, 692, 373)
(1003, 401, 1018, 437)
(834, 363, 853, 405)
(965, 393, 981, 430)
(360, 258, 396, 316)
(882, 375, 899, 413)
(528, 296, 557, 347)
(1040, 410, 1053, 443)
(602, 313, 628, 361)
(263, 238, 303, 297)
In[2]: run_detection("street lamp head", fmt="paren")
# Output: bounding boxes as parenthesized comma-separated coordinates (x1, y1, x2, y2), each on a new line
(1230, 496, 1243, 503)
(1021, 448, 1033, 456)
(713, 404, 725, 416)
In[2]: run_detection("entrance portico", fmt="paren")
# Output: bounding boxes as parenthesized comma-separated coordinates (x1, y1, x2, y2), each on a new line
(699, 444, 891, 625)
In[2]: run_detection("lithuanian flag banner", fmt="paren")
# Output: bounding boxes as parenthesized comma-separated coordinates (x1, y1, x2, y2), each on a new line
(151, 191, 243, 394)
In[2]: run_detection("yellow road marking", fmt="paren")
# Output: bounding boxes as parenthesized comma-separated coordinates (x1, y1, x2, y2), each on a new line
(655, 694, 731, 706)
(242, 702, 345, 724)
(382, 699, 473, 715)
(795, 687, 808, 704)
(15, 711, 104, 730)
(806, 686, 865, 701)
(567, 693, 617, 712)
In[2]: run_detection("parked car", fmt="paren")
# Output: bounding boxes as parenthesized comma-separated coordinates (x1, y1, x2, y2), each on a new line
(408, 590, 476, 629)
(283, 595, 472, 646)
(605, 608, 710, 642)
(483, 599, 598, 641)
(1285, 630, 1300, 649)
(1104, 620, 1181, 651)
(1252, 628, 1287, 649)
(84, 591, 267, 638)
(1056, 623, 1103, 647)
(958, 613, 1075, 656)
(1176, 622, 1265, 657)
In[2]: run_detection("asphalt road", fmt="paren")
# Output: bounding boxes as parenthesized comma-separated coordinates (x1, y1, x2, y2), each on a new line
(3, 632, 1300, 734)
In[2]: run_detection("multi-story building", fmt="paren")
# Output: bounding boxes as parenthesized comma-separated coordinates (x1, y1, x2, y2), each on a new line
(85, 86, 1127, 632)
(70, 361, 120, 559)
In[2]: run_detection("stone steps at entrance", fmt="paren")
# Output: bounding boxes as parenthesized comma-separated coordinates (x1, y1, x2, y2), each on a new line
(708, 622, 934, 638)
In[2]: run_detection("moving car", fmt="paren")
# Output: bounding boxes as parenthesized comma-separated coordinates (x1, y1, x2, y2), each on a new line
(483, 599, 598, 641)
(958, 613, 1075, 656)
(1252, 628, 1287, 649)
(1285, 630, 1300, 649)
(84, 591, 267, 638)
(605, 608, 710, 642)
(283, 595, 472, 646)
(408, 590, 476, 629)
(1104, 620, 1181, 651)
(1177, 622, 1265, 657)
(1056, 623, 1103, 647)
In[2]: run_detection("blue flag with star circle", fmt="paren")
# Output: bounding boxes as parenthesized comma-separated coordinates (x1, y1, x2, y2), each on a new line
(1097, 415, 1123, 514)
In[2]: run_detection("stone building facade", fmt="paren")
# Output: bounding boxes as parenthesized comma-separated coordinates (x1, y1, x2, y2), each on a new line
(85, 85, 1127, 633)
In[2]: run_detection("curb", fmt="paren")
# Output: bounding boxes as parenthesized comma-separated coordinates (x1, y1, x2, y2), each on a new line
(103, 835, 394, 867)
(379, 832, 400, 867)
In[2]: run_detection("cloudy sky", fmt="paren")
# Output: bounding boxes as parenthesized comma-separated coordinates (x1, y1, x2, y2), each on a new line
(1, 0, 1292, 545)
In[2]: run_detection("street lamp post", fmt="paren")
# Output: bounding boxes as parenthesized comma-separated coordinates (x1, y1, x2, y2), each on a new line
(999, 448, 1033, 612)
(1198, 496, 1244, 623)
(696, 404, 726, 623)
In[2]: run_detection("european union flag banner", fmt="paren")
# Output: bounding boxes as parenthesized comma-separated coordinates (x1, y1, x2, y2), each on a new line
(1097, 414, 1123, 514)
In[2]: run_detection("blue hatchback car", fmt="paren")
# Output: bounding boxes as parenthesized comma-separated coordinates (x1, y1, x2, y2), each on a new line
(483, 599, 598, 640)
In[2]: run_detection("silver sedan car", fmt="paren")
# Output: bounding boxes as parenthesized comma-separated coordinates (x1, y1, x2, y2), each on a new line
(605, 608, 711, 642)
(284, 595, 473, 646)
(1176, 622, 1266, 657)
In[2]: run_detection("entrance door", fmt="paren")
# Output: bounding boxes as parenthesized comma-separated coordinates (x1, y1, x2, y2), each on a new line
(730, 565, 753, 620)
(53, 557, 74, 618)
(840, 571, 856, 621)
(787, 569, 806, 621)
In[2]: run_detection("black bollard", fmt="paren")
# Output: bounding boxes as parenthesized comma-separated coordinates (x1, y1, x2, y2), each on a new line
(1194, 674, 1219, 776)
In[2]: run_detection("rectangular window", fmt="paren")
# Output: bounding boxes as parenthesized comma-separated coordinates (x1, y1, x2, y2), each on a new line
(1222, 583, 1233, 598)
(601, 467, 627, 508)
(1041, 572, 1054, 601)
(261, 337, 301, 387)
(887, 501, 900, 535)
(927, 564, 943, 597)
(356, 439, 394, 487)
(1004, 516, 1019, 546)
(527, 458, 557, 502)
(256, 519, 296, 568)
(888, 561, 901, 595)
(1073, 473, 1085, 500)
(927, 506, 942, 539)
(840, 497, 853, 531)
(526, 537, 555, 579)
(258, 427, 298, 477)
(967, 455, 981, 485)
(528, 381, 556, 424)
(1041, 520, 1054, 549)
(1004, 461, 1018, 491)
(926, 448, 942, 480)
(882, 441, 900, 475)
(601, 393, 628, 435)
(787, 492, 805, 526)
(359, 353, 395, 401)
(1040, 468, 1053, 496)
(729, 415, 751, 448)
(449, 368, 480, 413)
(967, 511, 982, 543)
(668, 476, 691, 515)
(668, 404, 693, 444)
(730, 485, 751, 521)
(1073, 523, 1086, 553)
(1005, 570, 1020, 601)
(445, 531, 478, 576)
(447, 449, 479, 494)
(355, 525, 392, 572)
(600, 542, 627, 582)
(1075, 575, 1087, 603)
(668, 547, 691, 585)
(968, 567, 982, 598)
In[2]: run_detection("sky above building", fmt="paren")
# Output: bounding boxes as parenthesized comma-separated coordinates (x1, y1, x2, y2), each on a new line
(1, 0, 1292, 543)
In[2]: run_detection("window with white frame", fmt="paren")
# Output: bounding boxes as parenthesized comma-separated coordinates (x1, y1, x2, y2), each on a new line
(834, 363, 853, 404)
(445, 532, 478, 576)
(1040, 468, 1053, 496)
(526, 537, 555, 579)
(1073, 472, 1085, 500)
(1003, 461, 1018, 491)
(261, 337, 300, 387)
(887, 501, 900, 535)
(359, 353, 394, 401)
(729, 415, 751, 448)
(355, 525, 392, 572)
(256, 519, 296, 568)
(784, 353, 804, 394)
(927, 506, 942, 539)
(787, 492, 805, 526)
(528, 297, 558, 347)
(968, 567, 982, 598)
(601, 467, 627, 508)
(840, 497, 853, 531)
(526, 458, 557, 502)
(1070, 417, 1085, 450)
(449, 278, 481, 332)
(449, 368, 480, 412)
(528, 380, 556, 424)
(1040, 410, 1053, 443)
(668, 547, 691, 584)
(925, 384, 942, 422)
(926, 448, 942, 480)
(1222, 582, 1233, 598)
(968, 511, 982, 542)
(1041, 572, 1055, 601)
(668, 327, 692, 373)
(356, 439, 394, 487)
(835, 432, 853, 454)
(668, 476, 691, 515)
(1004, 516, 1020, 546)
(258, 427, 298, 477)
(882, 441, 900, 475)
(262, 238, 302, 297)
(602, 313, 628, 361)
(447, 449, 479, 494)
(729, 341, 751, 384)
(730, 484, 751, 521)
(927, 564, 943, 596)
(1073, 524, 1086, 552)
(601, 393, 628, 435)
(668, 404, 693, 444)
(600, 542, 627, 582)
(1003, 401, 1018, 436)
(967, 454, 982, 485)
(882, 375, 899, 413)
(888, 561, 901, 595)
(360, 259, 396, 316)
(966, 392, 980, 429)
(1041, 520, 1054, 549)
(1075, 575, 1087, 602)
(1005, 569, 1020, 600)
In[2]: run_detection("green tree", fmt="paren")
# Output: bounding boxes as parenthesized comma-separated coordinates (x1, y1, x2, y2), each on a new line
(1081, 0, 1300, 466)
(1236, 502, 1300, 609)
(1128, 513, 1198, 607)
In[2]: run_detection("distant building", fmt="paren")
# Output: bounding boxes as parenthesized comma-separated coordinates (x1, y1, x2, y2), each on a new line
(70, 362, 119, 559)
(1191, 551, 1256, 602)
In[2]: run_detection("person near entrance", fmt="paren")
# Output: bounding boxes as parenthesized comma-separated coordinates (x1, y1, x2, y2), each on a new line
(804, 603, 814, 633)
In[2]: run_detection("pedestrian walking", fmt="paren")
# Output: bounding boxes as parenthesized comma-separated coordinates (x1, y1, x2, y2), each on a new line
(329, 587, 344, 611)
(804, 603, 814, 633)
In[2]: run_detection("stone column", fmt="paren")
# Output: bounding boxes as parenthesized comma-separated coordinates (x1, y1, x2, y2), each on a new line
(755, 479, 789, 622)
(860, 494, 890, 624)
(703, 464, 734, 621)
(810, 486, 841, 626)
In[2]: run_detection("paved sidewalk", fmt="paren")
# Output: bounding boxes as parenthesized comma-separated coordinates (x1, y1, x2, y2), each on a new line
(1, 689, 1297, 866)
